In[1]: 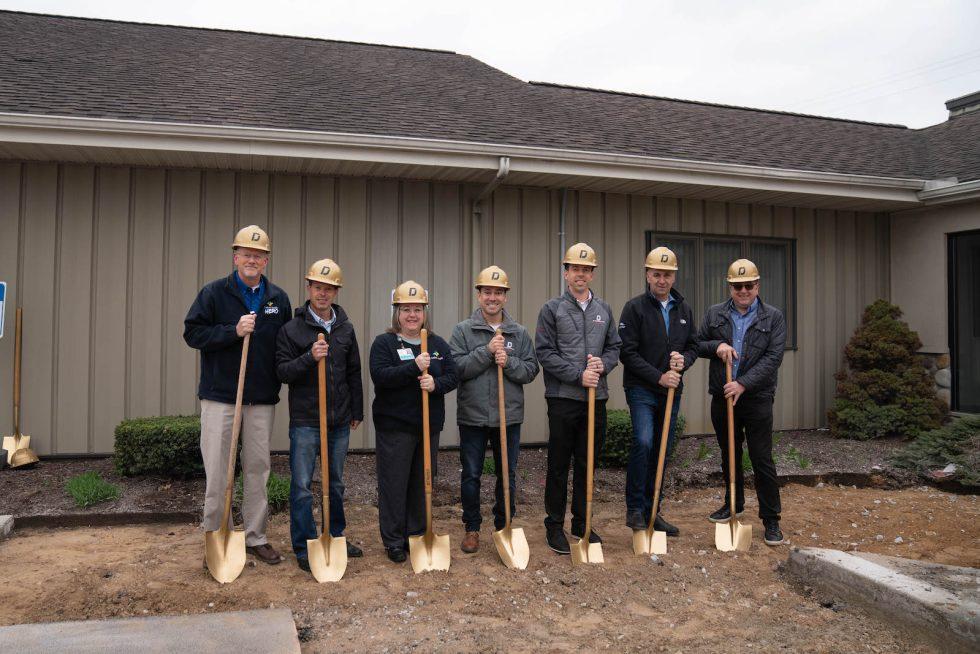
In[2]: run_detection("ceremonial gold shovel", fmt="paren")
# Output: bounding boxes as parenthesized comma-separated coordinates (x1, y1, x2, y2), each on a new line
(491, 338, 530, 570)
(570, 387, 603, 565)
(715, 360, 752, 552)
(307, 334, 348, 582)
(409, 328, 451, 572)
(633, 385, 676, 556)
(3, 309, 39, 468)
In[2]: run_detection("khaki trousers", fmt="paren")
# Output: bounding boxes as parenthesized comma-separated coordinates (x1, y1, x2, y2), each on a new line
(200, 399, 275, 547)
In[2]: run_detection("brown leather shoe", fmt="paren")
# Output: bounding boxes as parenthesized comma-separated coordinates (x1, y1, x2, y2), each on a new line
(246, 543, 283, 565)
(461, 531, 480, 554)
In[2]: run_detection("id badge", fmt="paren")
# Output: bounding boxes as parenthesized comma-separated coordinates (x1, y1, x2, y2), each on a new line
(397, 348, 415, 361)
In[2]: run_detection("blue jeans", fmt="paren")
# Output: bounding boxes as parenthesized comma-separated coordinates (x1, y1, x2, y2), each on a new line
(625, 387, 680, 519)
(289, 424, 350, 560)
(459, 424, 521, 531)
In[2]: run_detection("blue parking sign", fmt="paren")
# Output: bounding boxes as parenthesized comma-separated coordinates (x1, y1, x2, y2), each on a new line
(0, 282, 5, 339)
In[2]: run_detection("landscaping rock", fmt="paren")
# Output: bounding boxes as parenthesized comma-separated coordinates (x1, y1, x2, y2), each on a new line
(0, 514, 12, 539)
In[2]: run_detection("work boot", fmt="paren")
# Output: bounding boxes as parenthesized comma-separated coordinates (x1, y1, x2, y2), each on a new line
(461, 531, 480, 554)
(296, 557, 311, 573)
(346, 542, 363, 558)
(764, 520, 784, 546)
(386, 547, 407, 563)
(626, 510, 648, 531)
(546, 527, 570, 555)
(653, 514, 680, 537)
(246, 543, 283, 565)
(571, 528, 602, 544)
(707, 505, 744, 523)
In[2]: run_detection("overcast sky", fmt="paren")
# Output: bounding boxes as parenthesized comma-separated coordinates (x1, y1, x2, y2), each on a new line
(2, 0, 978, 128)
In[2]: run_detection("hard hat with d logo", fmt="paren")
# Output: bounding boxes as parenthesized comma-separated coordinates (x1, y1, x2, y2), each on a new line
(474, 265, 510, 290)
(392, 280, 429, 305)
(562, 242, 598, 267)
(306, 258, 344, 287)
(645, 246, 678, 271)
(232, 225, 271, 252)
(726, 259, 761, 283)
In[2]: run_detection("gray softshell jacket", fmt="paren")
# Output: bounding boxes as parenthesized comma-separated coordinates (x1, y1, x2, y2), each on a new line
(449, 309, 539, 427)
(534, 290, 622, 401)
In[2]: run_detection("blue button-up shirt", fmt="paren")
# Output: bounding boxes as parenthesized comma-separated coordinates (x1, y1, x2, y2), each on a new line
(729, 298, 759, 380)
(308, 306, 336, 333)
(659, 296, 677, 335)
(234, 271, 265, 315)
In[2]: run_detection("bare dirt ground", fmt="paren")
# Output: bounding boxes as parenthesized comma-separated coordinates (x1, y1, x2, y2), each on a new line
(2, 484, 977, 653)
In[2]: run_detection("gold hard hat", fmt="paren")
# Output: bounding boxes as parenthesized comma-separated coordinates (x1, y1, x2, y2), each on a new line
(562, 242, 598, 267)
(727, 259, 761, 283)
(306, 258, 343, 287)
(392, 280, 429, 305)
(645, 246, 678, 271)
(10, 446, 39, 468)
(474, 265, 510, 290)
(232, 225, 271, 253)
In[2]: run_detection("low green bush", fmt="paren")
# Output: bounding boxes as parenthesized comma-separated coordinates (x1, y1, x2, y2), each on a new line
(235, 472, 291, 514)
(598, 409, 687, 468)
(65, 471, 120, 507)
(890, 415, 979, 485)
(114, 415, 203, 477)
(482, 456, 496, 475)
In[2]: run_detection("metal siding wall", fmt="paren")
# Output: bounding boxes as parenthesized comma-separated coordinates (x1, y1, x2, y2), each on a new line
(0, 162, 892, 454)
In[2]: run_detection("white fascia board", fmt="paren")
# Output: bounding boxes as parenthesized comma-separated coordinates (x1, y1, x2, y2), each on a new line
(0, 112, 927, 203)
(917, 179, 980, 205)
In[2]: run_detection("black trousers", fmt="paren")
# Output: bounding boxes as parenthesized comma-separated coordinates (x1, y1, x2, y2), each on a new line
(544, 396, 607, 534)
(375, 428, 440, 550)
(710, 394, 781, 521)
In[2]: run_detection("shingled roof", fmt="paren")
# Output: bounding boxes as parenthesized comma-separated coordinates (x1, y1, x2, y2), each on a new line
(0, 10, 976, 182)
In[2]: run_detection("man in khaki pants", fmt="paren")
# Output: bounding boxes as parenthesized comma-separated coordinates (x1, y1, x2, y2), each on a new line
(184, 225, 292, 565)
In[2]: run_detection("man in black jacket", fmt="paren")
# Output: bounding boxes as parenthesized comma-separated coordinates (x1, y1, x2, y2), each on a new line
(276, 258, 364, 573)
(184, 225, 292, 566)
(619, 247, 698, 537)
(696, 258, 787, 546)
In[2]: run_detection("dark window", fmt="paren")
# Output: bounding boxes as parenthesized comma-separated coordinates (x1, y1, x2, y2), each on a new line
(645, 231, 797, 348)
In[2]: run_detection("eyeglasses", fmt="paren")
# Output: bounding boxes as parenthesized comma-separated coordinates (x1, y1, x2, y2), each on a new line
(236, 252, 268, 262)
(730, 282, 757, 291)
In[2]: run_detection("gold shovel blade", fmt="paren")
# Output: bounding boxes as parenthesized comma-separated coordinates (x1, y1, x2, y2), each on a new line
(570, 538, 604, 565)
(715, 521, 753, 552)
(10, 446, 39, 468)
(408, 533, 451, 573)
(307, 534, 348, 583)
(204, 529, 247, 584)
(632, 529, 668, 556)
(492, 526, 530, 570)
(3, 434, 30, 464)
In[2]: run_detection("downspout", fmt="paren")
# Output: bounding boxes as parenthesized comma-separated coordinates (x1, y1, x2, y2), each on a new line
(558, 187, 567, 296)
(471, 156, 511, 300)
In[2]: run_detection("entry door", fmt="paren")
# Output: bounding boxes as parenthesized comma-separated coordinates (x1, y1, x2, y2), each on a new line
(950, 230, 980, 412)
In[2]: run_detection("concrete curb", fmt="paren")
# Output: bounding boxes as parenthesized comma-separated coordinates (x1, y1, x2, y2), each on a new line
(0, 608, 300, 653)
(787, 547, 979, 653)
(0, 514, 13, 540)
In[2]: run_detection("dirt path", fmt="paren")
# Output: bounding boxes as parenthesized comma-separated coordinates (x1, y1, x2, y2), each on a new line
(1, 484, 977, 653)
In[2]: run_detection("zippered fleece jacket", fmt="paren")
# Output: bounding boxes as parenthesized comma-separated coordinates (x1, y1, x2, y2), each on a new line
(534, 290, 622, 402)
(618, 288, 699, 397)
(695, 298, 787, 399)
(275, 302, 364, 430)
(449, 309, 540, 427)
(183, 273, 292, 405)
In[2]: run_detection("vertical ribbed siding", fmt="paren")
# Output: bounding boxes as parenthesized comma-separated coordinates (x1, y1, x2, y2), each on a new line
(0, 163, 891, 454)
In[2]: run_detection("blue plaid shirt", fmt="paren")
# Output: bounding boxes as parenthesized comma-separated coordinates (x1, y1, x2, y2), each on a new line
(729, 298, 759, 380)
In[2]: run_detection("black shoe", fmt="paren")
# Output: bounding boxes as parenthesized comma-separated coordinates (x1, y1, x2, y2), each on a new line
(346, 542, 363, 558)
(707, 505, 744, 523)
(764, 520, 784, 546)
(546, 527, 570, 555)
(571, 528, 602, 544)
(626, 510, 648, 531)
(653, 515, 680, 537)
(296, 557, 311, 572)
(386, 547, 407, 563)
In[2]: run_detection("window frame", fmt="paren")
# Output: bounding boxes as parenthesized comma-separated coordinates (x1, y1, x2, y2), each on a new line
(645, 230, 798, 349)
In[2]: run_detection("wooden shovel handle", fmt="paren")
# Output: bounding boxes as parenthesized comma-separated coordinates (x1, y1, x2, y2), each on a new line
(220, 330, 251, 535)
(583, 386, 596, 539)
(495, 329, 511, 528)
(725, 360, 737, 523)
(12, 308, 22, 437)
(420, 329, 433, 535)
(317, 334, 330, 528)
(646, 385, 675, 537)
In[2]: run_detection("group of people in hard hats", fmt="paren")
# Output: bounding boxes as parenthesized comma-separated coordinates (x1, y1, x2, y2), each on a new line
(184, 225, 786, 574)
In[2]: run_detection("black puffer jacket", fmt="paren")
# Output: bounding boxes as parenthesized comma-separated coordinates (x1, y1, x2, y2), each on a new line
(696, 298, 787, 398)
(275, 303, 364, 429)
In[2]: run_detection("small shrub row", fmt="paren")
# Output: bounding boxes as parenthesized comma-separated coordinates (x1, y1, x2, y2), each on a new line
(114, 415, 203, 477)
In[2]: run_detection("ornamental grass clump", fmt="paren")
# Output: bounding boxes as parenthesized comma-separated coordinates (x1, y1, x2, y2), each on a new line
(828, 300, 947, 440)
(65, 471, 120, 507)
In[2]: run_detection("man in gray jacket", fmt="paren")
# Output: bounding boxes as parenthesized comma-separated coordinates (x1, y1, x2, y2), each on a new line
(535, 243, 622, 554)
(450, 266, 539, 554)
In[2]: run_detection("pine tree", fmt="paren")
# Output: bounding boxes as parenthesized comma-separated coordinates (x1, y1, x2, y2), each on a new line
(828, 299, 947, 440)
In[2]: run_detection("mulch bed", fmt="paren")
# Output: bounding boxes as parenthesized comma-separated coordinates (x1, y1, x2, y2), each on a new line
(0, 429, 936, 521)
